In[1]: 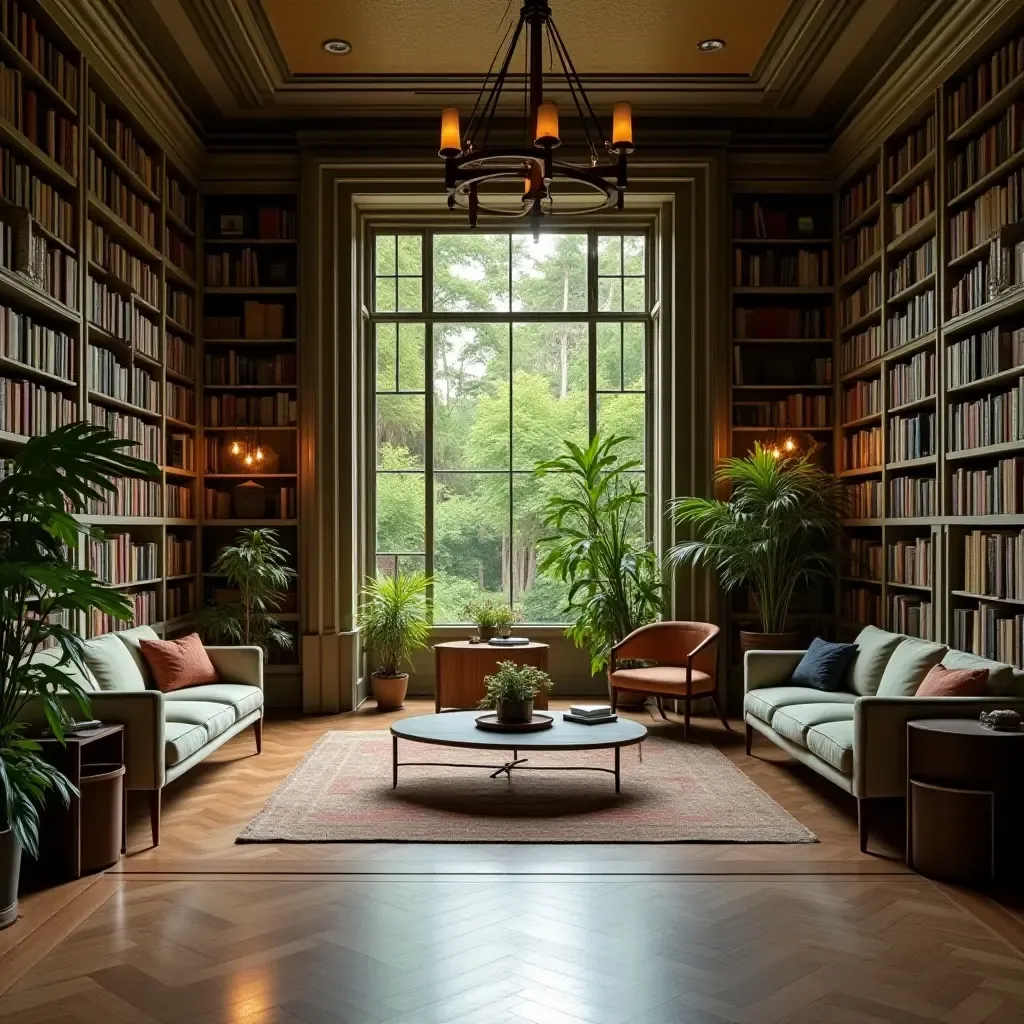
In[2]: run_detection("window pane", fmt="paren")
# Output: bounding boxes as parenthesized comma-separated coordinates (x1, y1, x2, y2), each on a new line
(511, 322, 588, 470)
(511, 234, 587, 312)
(597, 322, 622, 390)
(623, 276, 645, 313)
(375, 277, 396, 312)
(397, 277, 422, 312)
(375, 235, 396, 276)
(434, 323, 509, 471)
(434, 472, 509, 622)
(376, 554, 397, 578)
(598, 235, 621, 275)
(376, 471, 424, 553)
(398, 323, 425, 391)
(623, 235, 645, 276)
(433, 233, 510, 312)
(598, 393, 645, 465)
(598, 277, 622, 311)
(375, 323, 397, 391)
(397, 554, 426, 576)
(396, 235, 422, 275)
(512, 472, 572, 623)
(377, 395, 424, 468)
(623, 322, 645, 388)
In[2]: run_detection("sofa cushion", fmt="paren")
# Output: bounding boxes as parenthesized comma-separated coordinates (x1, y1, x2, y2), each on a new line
(917, 663, 988, 697)
(27, 648, 98, 693)
(164, 721, 209, 766)
(940, 649, 1015, 696)
(163, 699, 236, 737)
(806, 720, 854, 774)
(771, 703, 856, 747)
(791, 637, 858, 692)
(141, 634, 220, 693)
(163, 683, 263, 721)
(612, 666, 714, 694)
(876, 637, 947, 697)
(115, 625, 161, 686)
(744, 686, 856, 726)
(846, 626, 904, 696)
(82, 633, 148, 692)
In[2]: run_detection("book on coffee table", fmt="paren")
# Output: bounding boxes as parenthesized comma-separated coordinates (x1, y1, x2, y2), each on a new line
(488, 636, 530, 646)
(569, 704, 613, 718)
(563, 712, 618, 725)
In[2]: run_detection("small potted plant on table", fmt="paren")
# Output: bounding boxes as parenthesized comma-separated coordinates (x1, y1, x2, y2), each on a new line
(358, 572, 432, 710)
(481, 661, 553, 724)
(463, 598, 520, 641)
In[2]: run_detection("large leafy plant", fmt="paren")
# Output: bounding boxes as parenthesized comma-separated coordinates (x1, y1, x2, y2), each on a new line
(0, 424, 158, 858)
(198, 528, 296, 658)
(667, 443, 845, 634)
(358, 572, 432, 677)
(536, 434, 663, 674)
(480, 661, 552, 706)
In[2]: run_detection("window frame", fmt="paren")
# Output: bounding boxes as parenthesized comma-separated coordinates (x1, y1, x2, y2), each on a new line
(364, 224, 655, 626)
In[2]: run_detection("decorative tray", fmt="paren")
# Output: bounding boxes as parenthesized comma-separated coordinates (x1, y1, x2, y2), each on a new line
(475, 713, 553, 733)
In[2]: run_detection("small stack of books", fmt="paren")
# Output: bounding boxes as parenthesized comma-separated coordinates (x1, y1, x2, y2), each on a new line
(563, 704, 617, 725)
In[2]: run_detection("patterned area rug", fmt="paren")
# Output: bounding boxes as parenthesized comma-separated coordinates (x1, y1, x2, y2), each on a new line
(238, 730, 817, 844)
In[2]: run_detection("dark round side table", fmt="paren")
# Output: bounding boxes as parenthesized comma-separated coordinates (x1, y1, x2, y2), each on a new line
(907, 719, 1024, 884)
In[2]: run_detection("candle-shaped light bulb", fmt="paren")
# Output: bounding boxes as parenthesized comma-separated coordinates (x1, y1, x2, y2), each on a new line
(439, 107, 461, 157)
(255, 447, 264, 462)
(534, 102, 560, 147)
(229, 441, 241, 456)
(783, 437, 796, 452)
(612, 101, 634, 152)
(244, 453, 254, 466)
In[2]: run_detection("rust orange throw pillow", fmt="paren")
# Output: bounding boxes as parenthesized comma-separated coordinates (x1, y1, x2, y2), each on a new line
(140, 633, 219, 692)
(915, 663, 988, 697)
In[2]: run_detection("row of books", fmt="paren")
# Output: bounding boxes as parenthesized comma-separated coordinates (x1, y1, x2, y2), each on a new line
(88, 153, 157, 246)
(88, 534, 158, 585)
(951, 457, 1024, 516)
(889, 238, 936, 295)
(947, 101, 1024, 198)
(166, 231, 195, 279)
(840, 325, 882, 373)
(254, 207, 295, 241)
(166, 535, 196, 577)
(733, 395, 831, 428)
(0, 146, 75, 247)
(167, 178, 194, 230)
(885, 290, 935, 350)
(0, 306, 74, 378)
(953, 604, 1023, 668)
(841, 168, 879, 231)
(846, 537, 882, 580)
(135, 314, 159, 360)
(889, 475, 937, 518)
(203, 486, 297, 520)
(90, 223, 160, 305)
(204, 393, 297, 427)
(88, 590, 156, 639)
(888, 411, 935, 462)
(167, 334, 195, 379)
(0, 375, 75, 436)
(133, 365, 158, 411)
(891, 179, 934, 237)
(841, 221, 880, 275)
(203, 351, 297, 386)
(87, 90, 159, 196)
(948, 168, 1023, 260)
(0, 64, 78, 176)
(840, 271, 880, 328)
(889, 537, 931, 586)
(167, 431, 195, 471)
(845, 479, 881, 518)
(889, 348, 935, 408)
(842, 377, 881, 422)
(733, 249, 830, 288)
(0, 1, 80, 109)
(962, 529, 1024, 601)
(89, 343, 128, 401)
(949, 258, 989, 319)
(731, 201, 826, 240)
(203, 249, 280, 288)
(88, 403, 160, 462)
(167, 287, 194, 331)
(946, 30, 1024, 133)
(890, 595, 933, 639)
(166, 483, 193, 519)
(947, 379, 1024, 452)
(2, 230, 78, 309)
(86, 476, 160, 517)
(166, 382, 195, 423)
(165, 580, 197, 621)
(843, 425, 881, 470)
(888, 115, 935, 185)
(733, 305, 833, 340)
(947, 327, 1024, 388)
(842, 586, 881, 627)
(89, 277, 142, 341)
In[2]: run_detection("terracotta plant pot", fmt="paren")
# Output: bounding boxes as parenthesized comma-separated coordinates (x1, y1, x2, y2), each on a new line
(495, 698, 533, 724)
(739, 631, 804, 655)
(372, 672, 409, 710)
(0, 827, 20, 930)
(477, 625, 496, 642)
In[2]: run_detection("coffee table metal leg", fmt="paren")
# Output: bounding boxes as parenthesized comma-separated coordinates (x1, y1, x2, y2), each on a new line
(393, 736, 398, 789)
(615, 746, 621, 792)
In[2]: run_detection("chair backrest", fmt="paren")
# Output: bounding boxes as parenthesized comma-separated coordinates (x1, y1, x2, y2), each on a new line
(614, 621, 719, 675)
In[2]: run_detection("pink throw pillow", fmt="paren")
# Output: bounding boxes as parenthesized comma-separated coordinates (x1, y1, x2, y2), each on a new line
(140, 633, 220, 693)
(915, 663, 988, 697)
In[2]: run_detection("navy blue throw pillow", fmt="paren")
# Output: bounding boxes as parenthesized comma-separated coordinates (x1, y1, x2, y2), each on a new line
(790, 637, 858, 692)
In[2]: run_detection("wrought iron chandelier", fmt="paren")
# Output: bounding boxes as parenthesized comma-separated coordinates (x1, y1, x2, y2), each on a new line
(439, 0, 634, 236)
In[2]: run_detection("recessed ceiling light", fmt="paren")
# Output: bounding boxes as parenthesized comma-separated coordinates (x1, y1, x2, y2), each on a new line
(697, 38, 725, 52)
(323, 38, 352, 55)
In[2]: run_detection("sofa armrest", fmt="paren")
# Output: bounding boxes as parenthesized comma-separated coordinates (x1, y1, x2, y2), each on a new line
(854, 695, 1024, 800)
(744, 650, 806, 693)
(205, 646, 264, 690)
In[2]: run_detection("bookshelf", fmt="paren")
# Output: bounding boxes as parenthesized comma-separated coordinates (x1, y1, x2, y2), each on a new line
(199, 193, 300, 671)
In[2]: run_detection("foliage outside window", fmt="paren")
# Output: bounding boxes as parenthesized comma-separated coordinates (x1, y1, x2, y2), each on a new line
(371, 230, 650, 624)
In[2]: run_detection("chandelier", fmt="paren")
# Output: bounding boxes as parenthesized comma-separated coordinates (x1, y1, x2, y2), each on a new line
(439, 0, 634, 235)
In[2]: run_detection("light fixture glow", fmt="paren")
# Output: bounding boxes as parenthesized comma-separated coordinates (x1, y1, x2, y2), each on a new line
(229, 441, 241, 456)
(783, 437, 797, 452)
(322, 38, 352, 55)
(697, 38, 725, 51)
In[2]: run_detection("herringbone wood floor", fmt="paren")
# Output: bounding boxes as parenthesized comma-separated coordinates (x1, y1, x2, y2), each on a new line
(3, 701, 1022, 1023)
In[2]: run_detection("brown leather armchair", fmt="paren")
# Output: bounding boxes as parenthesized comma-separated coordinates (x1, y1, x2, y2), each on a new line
(609, 621, 727, 739)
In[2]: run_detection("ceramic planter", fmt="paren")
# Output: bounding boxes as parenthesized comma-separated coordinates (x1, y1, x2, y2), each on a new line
(495, 698, 533, 724)
(372, 672, 409, 710)
(476, 625, 496, 641)
(0, 827, 20, 930)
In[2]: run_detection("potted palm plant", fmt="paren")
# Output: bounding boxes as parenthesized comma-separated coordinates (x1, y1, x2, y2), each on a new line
(480, 661, 552, 724)
(0, 424, 158, 928)
(667, 443, 845, 653)
(357, 572, 432, 710)
(536, 435, 663, 684)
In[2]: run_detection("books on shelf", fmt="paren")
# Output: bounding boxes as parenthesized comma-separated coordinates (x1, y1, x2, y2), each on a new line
(165, 579, 196, 620)
(947, 378, 1024, 451)
(0, 224, 78, 307)
(953, 603, 1023, 668)
(204, 392, 297, 427)
(842, 586, 881, 627)
(948, 169, 1023, 259)
(0, 306, 73, 378)
(949, 258, 990, 318)
(132, 365, 158, 412)
(733, 394, 831, 428)
(88, 343, 128, 400)
(167, 286, 193, 331)
(885, 290, 935, 350)
(203, 484, 296, 520)
(840, 325, 882, 373)
(845, 536, 882, 580)
(733, 248, 830, 287)
(840, 271, 880, 327)
(85, 475, 160, 517)
(87, 89, 159, 195)
(843, 378, 881, 422)
(951, 457, 1024, 516)
(166, 482, 192, 519)
(947, 327, 1024, 387)
(243, 301, 285, 339)
(887, 411, 935, 462)
(889, 349, 935, 407)
(843, 425, 881, 470)
(891, 179, 934, 236)
(88, 277, 131, 339)
(167, 177, 194, 229)
(962, 528, 1024, 601)
(0, 62, 78, 175)
(733, 305, 832, 340)
(89, 222, 160, 304)
(841, 222, 880, 275)
(203, 350, 297, 386)
(946, 31, 1024, 133)
(257, 206, 295, 240)
(166, 333, 195, 378)
(0, 1, 80, 110)
(948, 101, 1024, 195)
(888, 114, 935, 184)
(889, 474, 936, 517)
(889, 238, 935, 294)
(845, 480, 882, 519)
(87, 150, 157, 244)
(0, 145, 76, 246)
(89, 589, 156, 638)
(88, 403, 159, 461)
(166, 230, 194, 279)
(0, 374, 74, 435)
(166, 535, 195, 576)
(889, 537, 931, 586)
(841, 167, 879, 229)
(166, 430, 195, 471)
(889, 594, 933, 639)
(87, 532, 157, 585)
(166, 382, 194, 423)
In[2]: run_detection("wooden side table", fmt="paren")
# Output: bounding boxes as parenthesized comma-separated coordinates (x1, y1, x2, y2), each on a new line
(434, 640, 550, 712)
(907, 719, 1024, 884)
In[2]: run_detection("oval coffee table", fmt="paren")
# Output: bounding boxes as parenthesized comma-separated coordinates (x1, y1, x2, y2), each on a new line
(390, 711, 647, 792)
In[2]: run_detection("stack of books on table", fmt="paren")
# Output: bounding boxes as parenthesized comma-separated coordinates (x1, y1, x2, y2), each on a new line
(563, 704, 617, 725)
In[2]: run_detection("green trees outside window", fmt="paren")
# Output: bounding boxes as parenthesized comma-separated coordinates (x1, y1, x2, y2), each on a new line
(372, 231, 650, 625)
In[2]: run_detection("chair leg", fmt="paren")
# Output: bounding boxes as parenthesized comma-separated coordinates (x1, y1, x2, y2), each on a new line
(857, 798, 869, 854)
(711, 693, 731, 731)
(656, 696, 668, 721)
(148, 790, 161, 848)
(254, 714, 263, 754)
(683, 695, 691, 741)
(610, 688, 618, 712)
(745, 722, 753, 756)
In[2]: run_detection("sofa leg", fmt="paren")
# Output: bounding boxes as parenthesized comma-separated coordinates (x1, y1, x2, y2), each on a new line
(857, 798, 869, 854)
(255, 715, 263, 755)
(148, 790, 161, 848)
(711, 694, 731, 732)
(745, 722, 753, 756)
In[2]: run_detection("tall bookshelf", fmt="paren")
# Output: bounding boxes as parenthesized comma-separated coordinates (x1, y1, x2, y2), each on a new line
(0, 0, 201, 639)
(199, 193, 300, 676)
(836, 21, 1024, 670)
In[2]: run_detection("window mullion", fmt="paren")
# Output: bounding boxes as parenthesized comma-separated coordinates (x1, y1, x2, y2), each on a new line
(424, 230, 435, 620)
(588, 228, 598, 440)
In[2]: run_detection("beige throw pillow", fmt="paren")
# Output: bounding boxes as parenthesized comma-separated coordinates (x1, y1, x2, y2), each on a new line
(875, 637, 948, 697)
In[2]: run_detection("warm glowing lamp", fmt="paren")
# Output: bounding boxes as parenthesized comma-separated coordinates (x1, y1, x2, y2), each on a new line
(243, 453, 254, 466)
(534, 102, 560, 147)
(229, 441, 241, 456)
(255, 447, 264, 462)
(439, 107, 462, 157)
(611, 102, 634, 153)
(783, 437, 796, 452)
